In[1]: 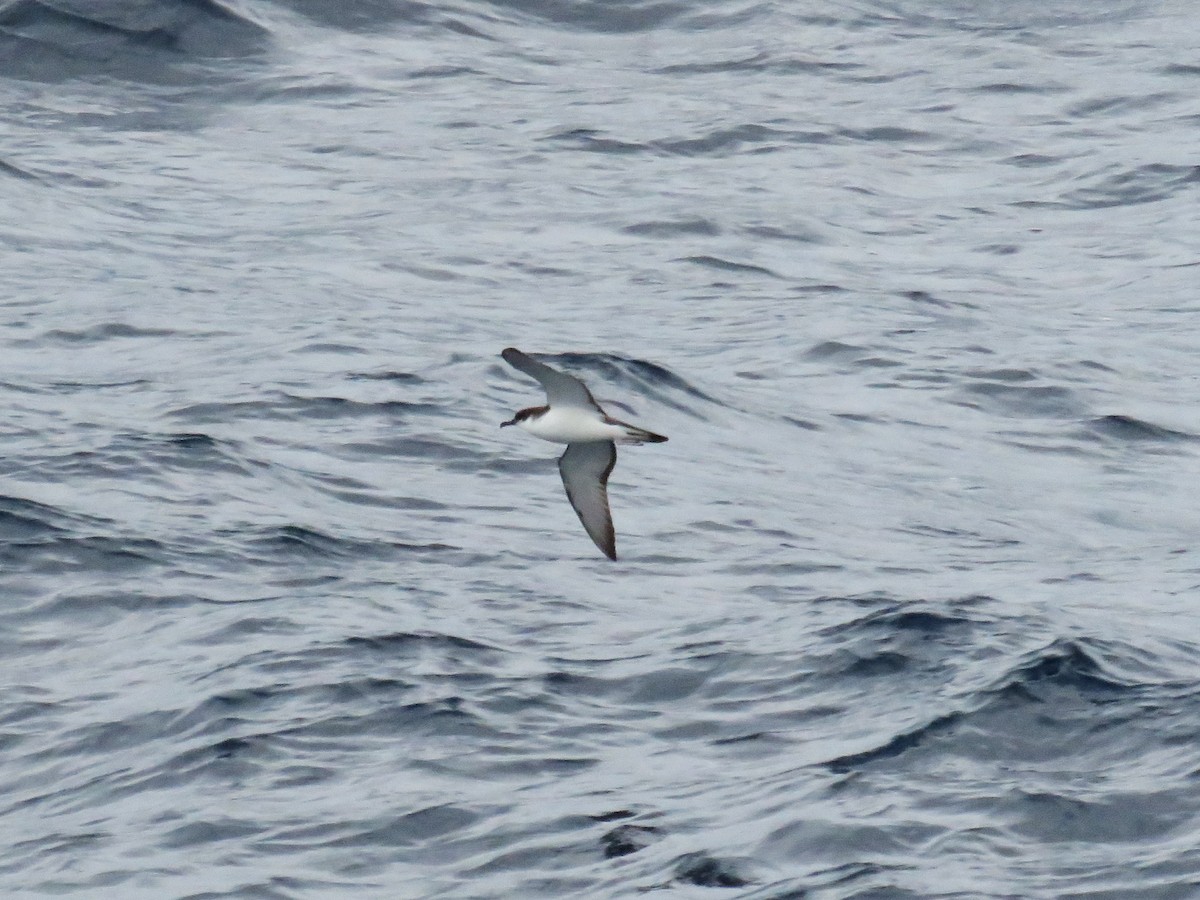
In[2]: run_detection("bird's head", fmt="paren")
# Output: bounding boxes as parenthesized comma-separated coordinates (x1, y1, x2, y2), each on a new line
(500, 407, 541, 428)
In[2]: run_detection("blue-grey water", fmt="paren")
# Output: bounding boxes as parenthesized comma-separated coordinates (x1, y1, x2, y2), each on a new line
(3, 0, 1200, 896)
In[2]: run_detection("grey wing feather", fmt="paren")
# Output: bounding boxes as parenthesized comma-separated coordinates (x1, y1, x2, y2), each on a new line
(558, 441, 617, 560)
(502, 348, 600, 411)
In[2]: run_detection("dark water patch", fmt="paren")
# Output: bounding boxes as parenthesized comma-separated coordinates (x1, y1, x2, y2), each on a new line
(342, 436, 475, 465)
(1084, 415, 1197, 444)
(833, 412, 884, 424)
(43, 379, 152, 394)
(0, 0, 267, 83)
(241, 525, 394, 562)
(837, 650, 912, 678)
(743, 223, 824, 244)
(470, 754, 598, 782)
(545, 665, 709, 706)
(976, 242, 1020, 255)
(463, 456, 548, 480)
(622, 218, 721, 238)
(242, 73, 372, 104)
(805, 340, 867, 361)
(1067, 93, 1174, 118)
(270, 805, 482, 852)
(173, 679, 415, 739)
(953, 380, 1082, 419)
(859, 354, 904, 370)
(308, 474, 447, 511)
(838, 126, 934, 144)
(763, 861, 908, 897)
(145, 682, 498, 779)
(817, 604, 985, 684)
(964, 367, 1038, 383)
(1077, 359, 1118, 373)
(673, 851, 754, 888)
(1162, 63, 1200, 77)
(116, 431, 262, 475)
(999, 435, 1094, 457)
(888, 2, 1130, 31)
(902, 289, 970, 310)
(168, 397, 286, 424)
(543, 127, 648, 154)
(1018, 163, 1200, 210)
(600, 823, 662, 858)
(45, 708, 188, 769)
(988, 638, 1139, 700)
(502, 260, 578, 279)
(408, 64, 481, 80)
(27, 431, 258, 482)
(833, 604, 988, 638)
(971, 81, 1066, 94)
(4, 832, 115, 893)
(170, 394, 440, 424)
(386, 258, 475, 281)
(347, 370, 424, 383)
(274, 394, 442, 421)
(35, 322, 179, 345)
(0, 157, 38, 180)
(825, 710, 965, 773)
(483, 0, 688, 34)
(142, 732, 286, 791)
(294, 342, 366, 355)
(191, 616, 302, 648)
(0, 495, 92, 539)
(656, 124, 792, 157)
(900, 523, 1020, 550)
(0, 533, 168, 574)
(590, 809, 637, 823)
(279, 697, 490, 744)
(176, 874, 355, 899)
(819, 637, 1182, 778)
(782, 415, 821, 431)
(1004, 152, 1063, 167)
(679, 255, 779, 277)
(724, 561, 844, 577)
(548, 123, 806, 157)
(32, 589, 204, 621)
(345, 631, 505, 662)
(160, 816, 264, 849)
(653, 52, 861, 76)
(1003, 789, 1191, 844)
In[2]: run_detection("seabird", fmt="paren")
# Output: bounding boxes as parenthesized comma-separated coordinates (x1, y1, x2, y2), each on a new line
(500, 347, 667, 560)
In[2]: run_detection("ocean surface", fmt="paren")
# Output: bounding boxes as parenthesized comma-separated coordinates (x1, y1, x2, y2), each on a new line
(2, 0, 1199, 896)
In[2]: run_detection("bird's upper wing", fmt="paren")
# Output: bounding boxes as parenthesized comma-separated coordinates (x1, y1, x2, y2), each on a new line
(558, 441, 617, 560)
(502, 348, 601, 411)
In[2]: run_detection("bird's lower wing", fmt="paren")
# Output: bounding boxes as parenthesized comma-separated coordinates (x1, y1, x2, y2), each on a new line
(502, 348, 601, 411)
(558, 441, 617, 560)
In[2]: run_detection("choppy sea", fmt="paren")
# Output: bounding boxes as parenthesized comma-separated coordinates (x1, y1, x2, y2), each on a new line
(2, 0, 1200, 896)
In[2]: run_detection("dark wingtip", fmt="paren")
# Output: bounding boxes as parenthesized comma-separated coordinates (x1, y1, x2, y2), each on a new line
(647, 433, 668, 443)
(501, 347, 521, 359)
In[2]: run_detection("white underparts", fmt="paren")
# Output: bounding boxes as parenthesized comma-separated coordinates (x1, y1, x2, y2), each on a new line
(519, 407, 643, 444)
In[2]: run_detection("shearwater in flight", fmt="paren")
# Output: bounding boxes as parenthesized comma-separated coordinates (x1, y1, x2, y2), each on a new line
(500, 347, 667, 560)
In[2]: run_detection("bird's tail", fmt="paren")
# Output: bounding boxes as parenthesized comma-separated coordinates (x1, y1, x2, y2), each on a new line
(613, 422, 668, 444)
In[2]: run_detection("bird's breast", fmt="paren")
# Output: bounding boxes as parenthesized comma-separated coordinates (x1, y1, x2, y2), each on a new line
(519, 407, 622, 443)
